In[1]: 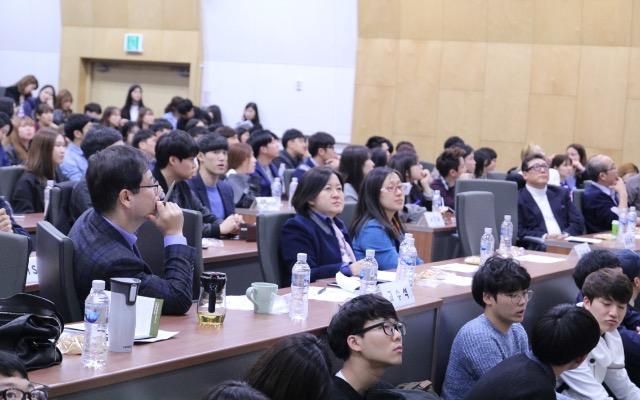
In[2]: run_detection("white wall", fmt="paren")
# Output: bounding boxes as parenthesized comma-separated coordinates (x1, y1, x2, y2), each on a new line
(0, 0, 61, 92)
(200, 0, 357, 143)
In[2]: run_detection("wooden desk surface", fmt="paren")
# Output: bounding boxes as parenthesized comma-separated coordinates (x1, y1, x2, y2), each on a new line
(202, 239, 257, 263)
(30, 294, 442, 398)
(546, 232, 640, 255)
(407, 221, 457, 262)
(15, 212, 44, 233)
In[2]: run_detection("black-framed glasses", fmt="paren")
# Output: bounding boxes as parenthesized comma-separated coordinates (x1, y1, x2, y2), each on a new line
(353, 321, 406, 337)
(0, 386, 48, 400)
(524, 164, 549, 172)
(139, 178, 160, 193)
(501, 289, 534, 304)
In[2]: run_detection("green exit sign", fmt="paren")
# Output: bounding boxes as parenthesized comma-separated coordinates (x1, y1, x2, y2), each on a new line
(124, 34, 144, 53)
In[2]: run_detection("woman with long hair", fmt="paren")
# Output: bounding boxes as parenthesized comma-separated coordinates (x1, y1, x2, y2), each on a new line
(338, 145, 374, 202)
(4, 116, 36, 165)
(137, 106, 155, 129)
(120, 84, 145, 122)
(99, 106, 122, 129)
(388, 150, 433, 208)
(4, 75, 38, 111)
(23, 84, 55, 119)
(11, 127, 67, 213)
(566, 143, 591, 189)
(226, 142, 260, 208)
(53, 89, 73, 125)
(242, 102, 262, 131)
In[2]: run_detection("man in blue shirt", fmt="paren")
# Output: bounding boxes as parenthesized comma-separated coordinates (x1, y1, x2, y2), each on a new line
(248, 130, 280, 197)
(60, 114, 92, 181)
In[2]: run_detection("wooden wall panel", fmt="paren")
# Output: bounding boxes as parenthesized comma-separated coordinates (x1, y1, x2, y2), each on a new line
(629, 48, 640, 99)
(533, 0, 582, 45)
(92, 0, 128, 28)
(355, 39, 399, 86)
(162, 0, 200, 31)
(633, 1, 640, 47)
(128, 0, 163, 29)
(436, 90, 483, 149)
(399, 0, 442, 40)
(487, 0, 534, 43)
(439, 42, 487, 91)
(61, 0, 94, 27)
(358, 0, 401, 39)
(581, 0, 632, 46)
(352, 85, 396, 140)
(530, 45, 580, 96)
(442, 0, 487, 42)
(527, 94, 576, 150)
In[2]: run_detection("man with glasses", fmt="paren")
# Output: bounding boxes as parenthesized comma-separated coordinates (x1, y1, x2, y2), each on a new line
(583, 154, 628, 233)
(517, 153, 584, 248)
(293, 131, 339, 180)
(70, 145, 195, 315)
(0, 351, 48, 400)
(441, 256, 531, 400)
(327, 294, 405, 399)
(430, 147, 466, 211)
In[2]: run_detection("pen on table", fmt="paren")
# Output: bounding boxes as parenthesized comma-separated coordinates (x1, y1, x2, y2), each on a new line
(318, 287, 326, 295)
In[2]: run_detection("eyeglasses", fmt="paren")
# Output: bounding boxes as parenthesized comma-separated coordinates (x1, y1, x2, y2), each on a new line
(501, 290, 534, 304)
(380, 184, 405, 193)
(606, 165, 617, 172)
(353, 321, 406, 337)
(139, 178, 160, 193)
(525, 164, 549, 172)
(0, 387, 48, 400)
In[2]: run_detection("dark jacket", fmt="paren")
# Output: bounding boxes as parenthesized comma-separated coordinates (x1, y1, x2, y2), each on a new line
(11, 169, 67, 214)
(251, 162, 279, 197)
(429, 177, 456, 210)
(0, 197, 33, 253)
(517, 185, 584, 240)
(292, 157, 316, 181)
(273, 149, 303, 170)
(582, 184, 618, 233)
(186, 174, 235, 219)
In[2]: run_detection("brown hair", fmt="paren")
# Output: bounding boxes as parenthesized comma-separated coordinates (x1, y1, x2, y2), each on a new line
(15, 75, 39, 95)
(228, 142, 253, 170)
(25, 128, 62, 186)
(8, 116, 35, 163)
(137, 107, 154, 127)
(55, 89, 74, 118)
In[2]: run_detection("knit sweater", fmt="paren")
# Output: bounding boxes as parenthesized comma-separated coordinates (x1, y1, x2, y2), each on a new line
(441, 314, 529, 400)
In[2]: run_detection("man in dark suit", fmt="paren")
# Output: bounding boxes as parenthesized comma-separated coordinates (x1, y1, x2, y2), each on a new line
(292, 131, 339, 181)
(518, 153, 584, 245)
(0, 197, 33, 252)
(583, 154, 628, 233)
(187, 134, 235, 220)
(69, 145, 194, 315)
(248, 130, 281, 197)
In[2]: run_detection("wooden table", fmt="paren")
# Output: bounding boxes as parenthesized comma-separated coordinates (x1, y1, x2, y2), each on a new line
(202, 239, 261, 295)
(546, 232, 640, 255)
(14, 212, 44, 233)
(31, 293, 442, 399)
(407, 221, 457, 262)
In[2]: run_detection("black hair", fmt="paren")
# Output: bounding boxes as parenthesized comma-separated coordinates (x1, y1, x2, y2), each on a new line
(370, 148, 388, 168)
(572, 249, 621, 290)
(198, 134, 229, 154)
(0, 350, 28, 379)
(473, 149, 491, 178)
(188, 126, 208, 140)
(327, 294, 398, 360)
(63, 113, 92, 141)
(121, 84, 145, 120)
(86, 145, 149, 213)
(308, 132, 336, 157)
(583, 268, 632, 305)
(338, 145, 371, 194)
(177, 99, 194, 116)
(131, 129, 156, 149)
(436, 147, 464, 177)
(244, 333, 332, 400)
(291, 166, 344, 216)
(282, 128, 305, 149)
(164, 96, 183, 114)
(185, 118, 203, 132)
(154, 130, 200, 169)
(206, 105, 222, 124)
(567, 143, 587, 166)
(243, 102, 260, 125)
(150, 118, 172, 133)
(551, 154, 571, 169)
(455, 143, 474, 159)
(388, 151, 419, 183)
(531, 304, 600, 366)
(365, 136, 394, 154)
(521, 153, 547, 172)
(81, 126, 123, 159)
(471, 256, 531, 308)
(84, 102, 102, 114)
(476, 147, 497, 160)
(208, 123, 224, 133)
(395, 141, 415, 153)
(247, 130, 278, 158)
(350, 167, 404, 242)
(0, 97, 15, 117)
(0, 111, 13, 133)
(35, 103, 53, 116)
(444, 136, 464, 149)
(201, 381, 268, 400)
(213, 126, 237, 140)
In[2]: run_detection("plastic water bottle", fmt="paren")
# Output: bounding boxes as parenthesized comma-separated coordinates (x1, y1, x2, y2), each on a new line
(289, 253, 310, 321)
(83, 280, 110, 369)
(628, 206, 637, 235)
(480, 228, 495, 266)
(44, 180, 54, 216)
(499, 215, 513, 257)
(396, 237, 418, 287)
(288, 177, 298, 208)
(271, 177, 282, 202)
(432, 190, 443, 212)
(360, 250, 379, 295)
(619, 208, 629, 243)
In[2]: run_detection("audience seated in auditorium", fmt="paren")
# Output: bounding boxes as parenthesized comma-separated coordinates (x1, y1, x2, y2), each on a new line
(441, 256, 531, 400)
(99, 106, 122, 129)
(619, 163, 639, 183)
(476, 147, 497, 175)
(213, 126, 239, 146)
(388, 150, 433, 210)
(0, 350, 47, 400)
(566, 143, 591, 189)
(59, 113, 92, 181)
(327, 294, 406, 400)
(151, 118, 173, 138)
(627, 172, 640, 210)
(370, 147, 388, 168)
(137, 107, 155, 130)
(187, 134, 235, 220)
(83, 102, 102, 123)
(430, 147, 465, 211)
(248, 130, 280, 197)
(34, 104, 57, 131)
(4, 116, 35, 166)
(551, 154, 573, 191)
(131, 129, 157, 169)
(558, 268, 640, 399)
(11, 128, 67, 214)
(0, 112, 13, 166)
(443, 135, 464, 149)
(507, 142, 560, 190)
(4, 75, 38, 113)
(0, 197, 33, 252)
(120, 84, 144, 123)
(201, 381, 268, 400)
(454, 143, 476, 180)
(225, 143, 261, 208)
(273, 128, 306, 170)
(153, 130, 242, 238)
(23, 84, 55, 121)
(338, 145, 373, 202)
(53, 89, 73, 126)
(351, 167, 422, 269)
(69, 145, 195, 315)
(464, 304, 600, 400)
(244, 333, 332, 400)
(162, 96, 182, 129)
(292, 131, 339, 180)
(395, 140, 416, 153)
(517, 153, 584, 247)
(176, 99, 208, 131)
(582, 154, 627, 233)
(365, 135, 394, 159)
(241, 102, 262, 132)
(280, 166, 362, 282)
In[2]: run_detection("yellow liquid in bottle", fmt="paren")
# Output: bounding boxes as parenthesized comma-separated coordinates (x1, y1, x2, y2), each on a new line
(198, 313, 225, 326)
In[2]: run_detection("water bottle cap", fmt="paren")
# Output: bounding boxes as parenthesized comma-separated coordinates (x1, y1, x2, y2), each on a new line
(292, 177, 298, 182)
(92, 280, 105, 290)
(406, 237, 415, 245)
(504, 215, 511, 221)
(275, 177, 281, 183)
(405, 233, 413, 239)
(297, 253, 307, 261)
(366, 249, 375, 257)
(484, 227, 492, 234)
(632, 206, 637, 211)
(434, 190, 440, 195)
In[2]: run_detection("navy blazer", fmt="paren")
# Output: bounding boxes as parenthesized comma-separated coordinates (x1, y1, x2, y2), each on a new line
(186, 174, 235, 219)
(292, 157, 315, 181)
(251, 162, 279, 197)
(69, 208, 195, 315)
(280, 213, 353, 282)
(517, 185, 584, 240)
(0, 197, 33, 252)
(582, 184, 618, 233)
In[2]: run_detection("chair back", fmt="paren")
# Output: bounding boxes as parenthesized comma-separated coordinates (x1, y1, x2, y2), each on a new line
(486, 171, 507, 180)
(0, 231, 29, 297)
(283, 169, 295, 195)
(455, 179, 518, 244)
(456, 192, 497, 257)
(45, 181, 77, 235)
(340, 201, 357, 229)
(0, 166, 25, 200)
(420, 161, 435, 173)
(257, 211, 295, 287)
(136, 209, 203, 300)
(36, 221, 81, 323)
(582, 180, 592, 189)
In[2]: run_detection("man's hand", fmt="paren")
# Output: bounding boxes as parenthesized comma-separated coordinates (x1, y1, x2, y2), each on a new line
(349, 260, 363, 277)
(545, 233, 565, 240)
(612, 177, 627, 195)
(0, 208, 12, 233)
(325, 158, 340, 170)
(147, 201, 184, 236)
(219, 214, 244, 235)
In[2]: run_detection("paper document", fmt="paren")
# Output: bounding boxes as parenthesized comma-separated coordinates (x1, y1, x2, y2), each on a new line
(516, 254, 564, 264)
(565, 236, 602, 244)
(442, 276, 473, 286)
(432, 263, 479, 273)
(309, 286, 357, 303)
